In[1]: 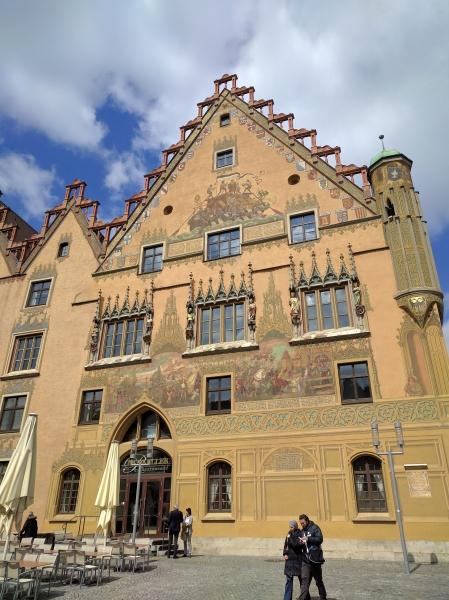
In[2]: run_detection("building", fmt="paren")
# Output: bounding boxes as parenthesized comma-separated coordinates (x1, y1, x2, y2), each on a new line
(0, 74, 448, 560)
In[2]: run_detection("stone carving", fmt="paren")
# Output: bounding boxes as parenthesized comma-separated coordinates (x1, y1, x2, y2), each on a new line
(396, 292, 442, 328)
(185, 274, 195, 352)
(264, 449, 314, 471)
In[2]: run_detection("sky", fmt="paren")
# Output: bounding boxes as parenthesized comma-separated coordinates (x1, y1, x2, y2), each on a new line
(0, 0, 448, 345)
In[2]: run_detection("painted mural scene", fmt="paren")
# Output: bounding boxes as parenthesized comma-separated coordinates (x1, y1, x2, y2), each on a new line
(1, 3, 449, 599)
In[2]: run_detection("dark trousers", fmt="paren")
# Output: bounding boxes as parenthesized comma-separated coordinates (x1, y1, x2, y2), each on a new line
(167, 531, 179, 557)
(284, 575, 310, 600)
(298, 562, 327, 600)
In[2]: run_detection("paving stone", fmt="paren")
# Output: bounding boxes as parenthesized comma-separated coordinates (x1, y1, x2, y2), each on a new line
(56, 555, 449, 600)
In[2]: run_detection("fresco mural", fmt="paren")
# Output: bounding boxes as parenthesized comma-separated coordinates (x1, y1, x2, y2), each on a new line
(98, 333, 378, 417)
(173, 172, 282, 237)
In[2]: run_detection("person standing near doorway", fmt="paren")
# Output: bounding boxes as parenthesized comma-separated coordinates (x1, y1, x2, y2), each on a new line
(183, 507, 193, 557)
(167, 504, 184, 558)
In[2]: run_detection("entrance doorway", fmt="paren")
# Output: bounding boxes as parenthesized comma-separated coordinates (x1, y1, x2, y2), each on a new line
(116, 448, 172, 536)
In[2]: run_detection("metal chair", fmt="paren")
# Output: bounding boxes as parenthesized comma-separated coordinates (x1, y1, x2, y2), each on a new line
(122, 543, 146, 573)
(2, 561, 36, 600)
(38, 553, 60, 597)
(18, 538, 33, 549)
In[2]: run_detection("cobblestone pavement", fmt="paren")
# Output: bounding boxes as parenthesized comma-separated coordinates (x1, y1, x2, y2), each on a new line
(54, 556, 448, 600)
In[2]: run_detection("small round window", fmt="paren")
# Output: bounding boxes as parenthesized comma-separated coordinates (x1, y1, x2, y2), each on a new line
(288, 174, 300, 185)
(163, 205, 173, 215)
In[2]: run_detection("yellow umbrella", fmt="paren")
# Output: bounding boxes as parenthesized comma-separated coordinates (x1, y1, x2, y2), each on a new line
(0, 413, 37, 558)
(94, 441, 120, 545)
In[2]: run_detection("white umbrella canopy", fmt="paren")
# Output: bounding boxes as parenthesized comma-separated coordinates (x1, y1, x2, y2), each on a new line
(0, 413, 37, 557)
(94, 441, 120, 545)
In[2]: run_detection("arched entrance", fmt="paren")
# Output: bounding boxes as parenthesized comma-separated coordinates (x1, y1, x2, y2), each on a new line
(115, 408, 172, 537)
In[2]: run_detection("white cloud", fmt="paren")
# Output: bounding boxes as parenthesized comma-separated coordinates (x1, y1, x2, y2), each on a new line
(104, 152, 145, 194)
(0, 153, 58, 218)
(1, 0, 449, 225)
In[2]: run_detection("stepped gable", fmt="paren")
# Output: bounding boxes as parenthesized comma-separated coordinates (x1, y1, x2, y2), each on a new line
(1, 74, 377, 275)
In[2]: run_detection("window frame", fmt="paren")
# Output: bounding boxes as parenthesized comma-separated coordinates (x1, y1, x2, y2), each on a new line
(337, 361, 373, 405)
(57, 242, 70, 258)
(220, 113, 231, 127)
(205, 375, 232, 415)
(287, 209, 319, 245)
(78, 389, 103, 425)
(199, 302, 245, 346)
(205, 226, 241, 261)
(25, 278, 53, 308)
(0, 393, 27, 433)
(214, 147, 234, 170)
(352, 455, 388, 513)
(140, 243, 165, 274)
(100, 317, 145, 359)
(57, 468, 81, 514)
(207, 461, 232, 513)
(8, 332, 44, 373)
(302, 285, 351, 333)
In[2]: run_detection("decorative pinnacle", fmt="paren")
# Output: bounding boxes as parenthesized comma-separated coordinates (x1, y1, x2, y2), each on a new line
(379, 134, 385, 150)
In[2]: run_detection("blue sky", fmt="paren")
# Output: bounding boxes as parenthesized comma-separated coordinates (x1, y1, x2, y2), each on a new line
(0, 0, 448, 344)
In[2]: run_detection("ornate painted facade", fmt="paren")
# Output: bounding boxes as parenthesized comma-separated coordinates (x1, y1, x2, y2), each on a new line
(0, 74, 448, 558)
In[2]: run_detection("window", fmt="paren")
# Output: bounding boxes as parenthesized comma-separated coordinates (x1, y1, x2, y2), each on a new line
(78, 390, 102, 424)
(206, 376, 231, 414)
(339, 362, 372, 404)
(0, 395, 26, 432)
(353, 456, 387, 512)
(220, 113, 230, 127)
(120, 409, 171, 442)
(26, 280, 51, 307)
(304, 287, 350, 332)
(200, 303, 244, 345)
(216, 149, 233, 169)
(142, 244, 163, 273)
(10, 334, 43, 372)
(0, 461, 8, 485)
(101, 318, 144, 358)
(58, 468, 80, 513)
(207, 228, 240, 260)
(290, 212, 317, 244)
(207, 462, 232, 512)
(58, 242, 69, 257)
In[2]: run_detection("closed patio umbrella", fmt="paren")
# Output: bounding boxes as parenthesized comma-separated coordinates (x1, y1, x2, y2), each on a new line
(94, 441, 120, 545)
(0, 413, 37, 558)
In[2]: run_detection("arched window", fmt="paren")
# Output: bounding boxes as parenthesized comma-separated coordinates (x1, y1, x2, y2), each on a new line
(58, 468, 80, 513)
(385, 198, 395, 217)
(120, 409, 171, 443)
(352, 456, 387, 512)
(207, 462, 232, 512)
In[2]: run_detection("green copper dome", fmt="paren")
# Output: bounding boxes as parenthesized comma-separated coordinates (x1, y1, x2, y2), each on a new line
(369, 148, 401, 167)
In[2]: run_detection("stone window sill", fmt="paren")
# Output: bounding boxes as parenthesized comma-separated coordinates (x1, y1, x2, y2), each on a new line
(352, 513, 395, 523)
(289, 328, 370, 346)
(183, 340, 258, 358)
(85, 354, 151, 370)
(201, 513, 235, 522)
(1, 369, 40, 381)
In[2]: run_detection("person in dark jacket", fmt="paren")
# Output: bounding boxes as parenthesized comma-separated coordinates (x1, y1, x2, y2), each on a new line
(283, 520, 310, 600)
(167, 505, 184, 558)
(19, 512, 38, 540)
(297, 514, 327, 600)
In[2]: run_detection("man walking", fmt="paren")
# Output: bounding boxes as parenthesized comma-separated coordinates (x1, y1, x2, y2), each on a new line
(282, 520, 310, 600)
(297, 514, 327, 600)
(167, 504, 184, 559)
